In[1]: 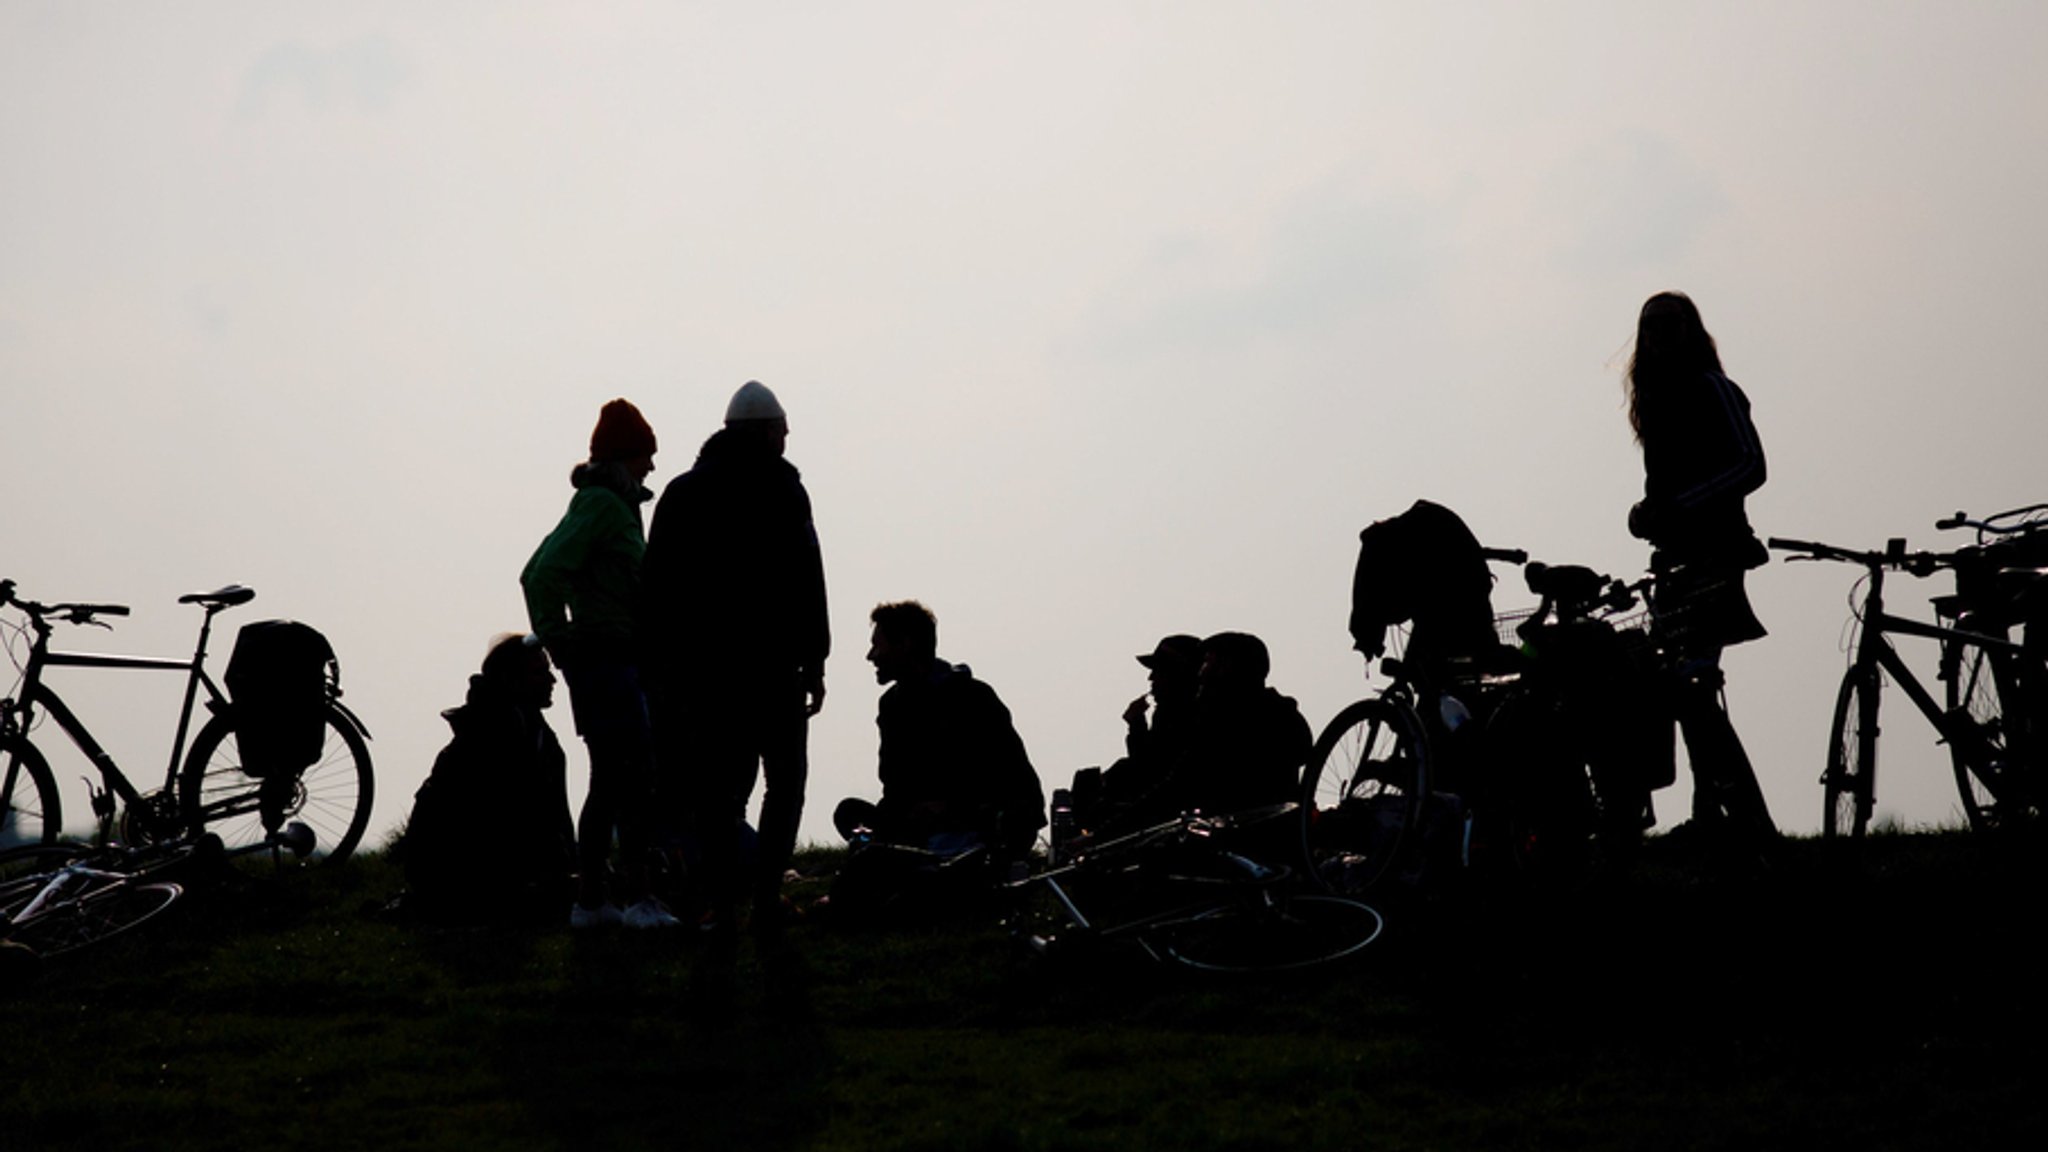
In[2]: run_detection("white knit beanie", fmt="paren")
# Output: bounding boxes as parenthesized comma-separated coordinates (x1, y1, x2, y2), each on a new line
(724, 380, 787, 423)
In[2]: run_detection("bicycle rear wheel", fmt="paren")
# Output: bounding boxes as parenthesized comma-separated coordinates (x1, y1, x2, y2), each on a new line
(0, 737, 60, 847)
(1823, 669, 1877, 839)
(1149, 893, 1384, 974)
(179, 707, 373, 862)
(1946, 647, 2036, 830)
(7, 879, 181, 957)
(1299, 698, 1429, 895)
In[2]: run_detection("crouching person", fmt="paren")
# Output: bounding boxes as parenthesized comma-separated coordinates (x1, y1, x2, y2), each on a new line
(829, 601, 1045, 922)
(401, 634, 575, 925)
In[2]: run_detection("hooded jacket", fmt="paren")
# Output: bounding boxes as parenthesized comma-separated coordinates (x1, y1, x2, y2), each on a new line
(641, 428, 829, 681)
(521, 463, 651, 659)
(403, 675, 574, 896)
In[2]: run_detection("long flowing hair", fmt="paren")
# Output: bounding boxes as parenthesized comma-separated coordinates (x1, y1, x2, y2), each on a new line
(1625, 291, 1722, 444)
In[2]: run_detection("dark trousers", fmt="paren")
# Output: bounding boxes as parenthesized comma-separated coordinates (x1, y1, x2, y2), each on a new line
(558, 658, 656, 900)
(659, 671, 809, 918)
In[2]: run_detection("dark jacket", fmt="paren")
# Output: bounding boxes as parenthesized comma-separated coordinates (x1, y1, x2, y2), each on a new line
(875, 658, 1045, 856)
(641, 428, 829, 682)
(1350, 499, 1501, 671)
(1152, 686, 1312, 820)
(403, 677, 575, 901)
(1633, 370, 1766, 565)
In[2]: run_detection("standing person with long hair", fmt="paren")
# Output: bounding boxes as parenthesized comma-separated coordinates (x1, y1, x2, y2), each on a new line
(1624, 291, 1780, 848)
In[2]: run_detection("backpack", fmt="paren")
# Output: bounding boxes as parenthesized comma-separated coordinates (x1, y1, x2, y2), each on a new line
(224, 620, 337, 778)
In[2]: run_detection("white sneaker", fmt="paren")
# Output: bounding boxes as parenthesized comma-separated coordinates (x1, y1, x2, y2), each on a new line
(622, 899, 681, 930)
(570, 903, 625, 930)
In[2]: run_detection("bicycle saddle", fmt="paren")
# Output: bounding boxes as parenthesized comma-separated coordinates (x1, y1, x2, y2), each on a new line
(178, 585, 256, 607)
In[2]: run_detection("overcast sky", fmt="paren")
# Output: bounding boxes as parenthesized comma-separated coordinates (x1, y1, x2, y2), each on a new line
(5, 2, 2044, 850)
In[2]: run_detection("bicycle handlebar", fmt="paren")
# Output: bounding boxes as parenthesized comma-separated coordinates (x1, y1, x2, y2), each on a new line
(1481, 547, 1528, 566)
(1, 580, 134, 625)
(1768, 536, 1953, 577)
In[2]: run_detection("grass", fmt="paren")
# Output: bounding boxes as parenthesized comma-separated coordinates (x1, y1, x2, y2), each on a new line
(4, 833, 2047, 1151)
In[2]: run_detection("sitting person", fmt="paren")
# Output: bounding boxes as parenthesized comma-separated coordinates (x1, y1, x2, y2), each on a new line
(401, 633, 576, 925)
(837, 600, 1046, 866)
(1068, 633, 1202, 840)
(1157, 631, 1312, 821)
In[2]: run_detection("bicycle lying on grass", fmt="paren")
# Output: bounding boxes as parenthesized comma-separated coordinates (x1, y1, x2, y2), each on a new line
(1012, 803, 1383, 974)
(1772, 506, 2045, 837)
(0, 579, 373, 860)
(0, 820, 315, 959)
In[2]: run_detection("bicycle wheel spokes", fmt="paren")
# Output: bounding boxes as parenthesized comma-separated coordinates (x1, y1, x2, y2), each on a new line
(1823, 671, 1877, 839)
(181, 709, 373, 862)
(1, 738, 61, 848)
(1948, 648, 2035, 830)
(1300, 699, 1428, 895)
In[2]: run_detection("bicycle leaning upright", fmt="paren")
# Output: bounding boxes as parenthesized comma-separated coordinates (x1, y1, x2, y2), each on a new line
(0, 578, 374, 860)
(1771, 506, 2046, 837)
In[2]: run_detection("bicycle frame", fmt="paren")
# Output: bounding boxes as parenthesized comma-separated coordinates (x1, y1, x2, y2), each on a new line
(3, 595, 235, 834)
(1845, 560, 2025, 775)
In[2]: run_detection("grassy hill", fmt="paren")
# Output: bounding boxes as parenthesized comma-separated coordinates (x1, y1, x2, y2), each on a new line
(4, 833, 2045, 1151)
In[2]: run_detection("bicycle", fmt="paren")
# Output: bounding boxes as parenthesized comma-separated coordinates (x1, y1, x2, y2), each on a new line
(0, 821, 315, 959)
(1773, 511, 2045, 837)
(0, 579, 374, 861)
(1010, 804, 1383, 974)
(1301, 551, 1680, 895)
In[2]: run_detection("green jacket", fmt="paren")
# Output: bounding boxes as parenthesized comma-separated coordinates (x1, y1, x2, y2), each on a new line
(521, 464, 648, 657)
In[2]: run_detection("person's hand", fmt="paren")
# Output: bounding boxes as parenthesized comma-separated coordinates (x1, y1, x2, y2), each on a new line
(804, 668, 827, 716)
(1122, 695, 1149, 729)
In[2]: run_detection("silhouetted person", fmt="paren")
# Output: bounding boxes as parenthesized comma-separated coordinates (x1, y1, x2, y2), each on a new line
(401, 633, 574, 925)
(1624, 291, 1778, 846)
(1075, 634, 1202, 835)
(522, 398, 679, 929)
(641, 380, 829, 933)
(839, 600, 1044, 865)
(1158, 631, 1312, 821)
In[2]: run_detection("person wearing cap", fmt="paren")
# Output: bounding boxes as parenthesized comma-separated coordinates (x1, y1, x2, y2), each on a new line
(400, 633, 574, 925)
(1075, 634, 1203, 835)
(521, 398, 679, 929)
(642, 380, 830, 933)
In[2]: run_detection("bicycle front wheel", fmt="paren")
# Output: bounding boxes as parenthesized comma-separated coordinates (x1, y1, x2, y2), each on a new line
(0, 737, 60, 847)
(1823, 669, 1877, 839)
(179, 707, 373, 862)
(7, 879, 181, 957)
(1150, 894, 1384, 974)
(1300, 698, 1429, 895)
(1947, 647, 2035, 831)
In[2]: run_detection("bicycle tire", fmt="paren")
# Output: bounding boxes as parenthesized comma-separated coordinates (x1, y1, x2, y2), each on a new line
(179, 706, 373, 862)
(0, 844, 88, 925)
(0, 736, 61, 847)
(1149, 894, 1384, 974)
(1822, 669, 1877, 839)
(7, 879, 181, 957)
(1946, 646, 2036, 831)
(1299, 698, 1429, 895)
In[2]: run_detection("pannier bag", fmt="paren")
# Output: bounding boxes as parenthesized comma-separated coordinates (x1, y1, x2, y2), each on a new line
(224, 620, 337, 778)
